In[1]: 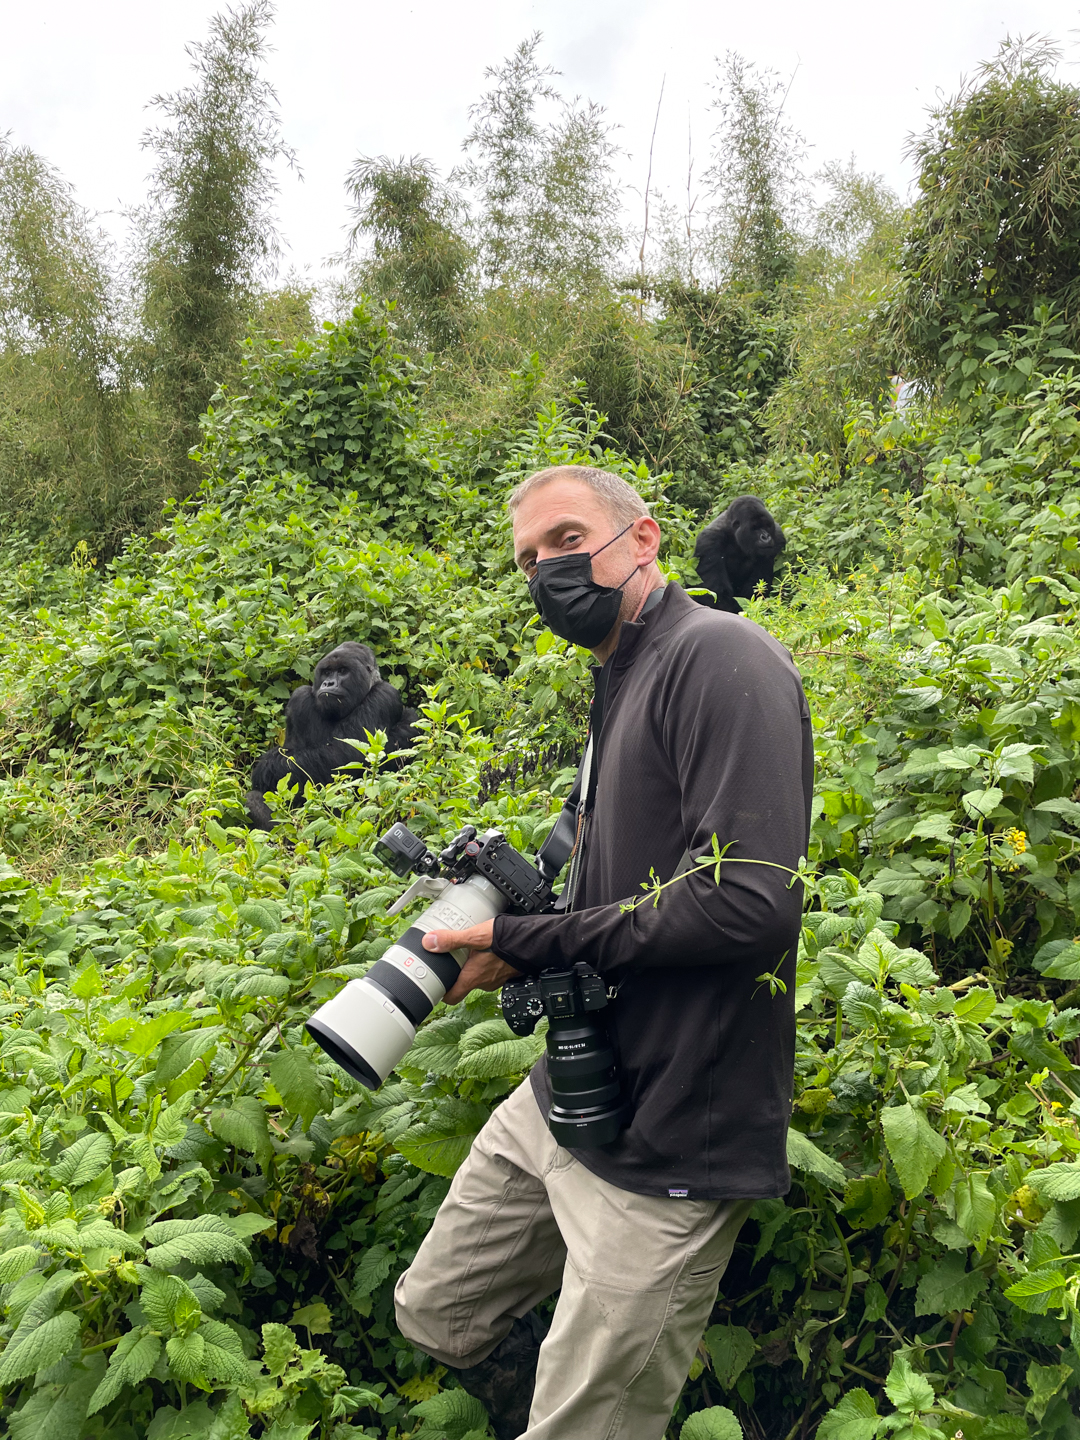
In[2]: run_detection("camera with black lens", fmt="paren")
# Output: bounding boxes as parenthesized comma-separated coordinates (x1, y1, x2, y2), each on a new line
(501, 964, 627, 1147)
(306, 819, 628, 1149)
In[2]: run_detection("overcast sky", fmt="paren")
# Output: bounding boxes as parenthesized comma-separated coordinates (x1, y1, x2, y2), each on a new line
(3, 0, 1079, 281)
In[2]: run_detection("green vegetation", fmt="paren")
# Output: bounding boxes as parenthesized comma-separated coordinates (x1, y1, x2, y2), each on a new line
(2, 13, 1080, 1440)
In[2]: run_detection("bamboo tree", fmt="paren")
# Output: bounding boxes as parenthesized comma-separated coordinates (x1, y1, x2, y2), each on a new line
(459, 33, 624, 293)
(0, 136, 134, 545)
(137, 0, 297, 488)
(343, 155, 473, 351)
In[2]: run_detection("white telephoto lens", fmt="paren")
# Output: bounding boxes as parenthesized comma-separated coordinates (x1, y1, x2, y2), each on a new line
(307, 874, 506, 1087)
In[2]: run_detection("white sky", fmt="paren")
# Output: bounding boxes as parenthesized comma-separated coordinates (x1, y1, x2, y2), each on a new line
(3, 0, 1079, 281)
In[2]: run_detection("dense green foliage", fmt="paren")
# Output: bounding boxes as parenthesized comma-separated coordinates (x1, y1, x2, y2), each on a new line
(2, 297, 1080, 1439)
(6, 12, 1080, 1440)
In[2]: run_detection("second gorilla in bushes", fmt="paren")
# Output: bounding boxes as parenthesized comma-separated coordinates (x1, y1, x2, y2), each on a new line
(247, 642, 418, 829)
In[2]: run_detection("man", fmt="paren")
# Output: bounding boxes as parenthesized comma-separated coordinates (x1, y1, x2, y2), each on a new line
(395, 465, 813, 1439)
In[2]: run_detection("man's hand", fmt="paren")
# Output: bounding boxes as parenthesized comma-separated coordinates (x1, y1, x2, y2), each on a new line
(422, 921, 521, 1005)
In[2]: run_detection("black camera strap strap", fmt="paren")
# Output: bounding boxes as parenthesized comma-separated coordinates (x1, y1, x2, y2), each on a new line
(558, 736, 594, 912)
(536, 732, 593, 894)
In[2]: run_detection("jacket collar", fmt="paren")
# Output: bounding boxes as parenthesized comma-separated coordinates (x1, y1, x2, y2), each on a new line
(609, 582, 695, 670)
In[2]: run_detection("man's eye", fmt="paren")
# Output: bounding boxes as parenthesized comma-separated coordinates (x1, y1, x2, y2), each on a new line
(562, 533, 583, 549)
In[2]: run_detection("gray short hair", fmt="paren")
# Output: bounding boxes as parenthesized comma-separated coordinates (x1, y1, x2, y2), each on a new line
(507, 465, 650, 530)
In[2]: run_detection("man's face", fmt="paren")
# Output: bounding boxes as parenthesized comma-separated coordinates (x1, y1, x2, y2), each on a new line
(512, 478, 634, 590)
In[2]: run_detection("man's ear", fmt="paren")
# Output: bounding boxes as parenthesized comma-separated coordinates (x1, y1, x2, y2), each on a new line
(634, 516, 662, 563)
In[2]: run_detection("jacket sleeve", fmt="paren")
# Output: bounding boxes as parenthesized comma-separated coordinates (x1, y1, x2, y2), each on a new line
(492, 624, 813, 979)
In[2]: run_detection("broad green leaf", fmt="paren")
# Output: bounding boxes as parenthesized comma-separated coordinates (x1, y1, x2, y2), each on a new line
(154, 1103, 192, 1150)
(144, 1215, 251, 1271)
(883, 1355, 934, 1414)
(351, 1243, 394, 1300)
(0, 1309, 80, 1383)
(225, 1212, 275, 1241)
(996, 744, 1039, 782)
(411, 1386, 490, 1437)
(1027, 1162, 1080, 1203)
(291, 1301, 332, 1334)
(76, 1219, 142, 1254)
(208, 1391, 252, 1440)
(456, 1018, 546, 1079)
(841, 1173, 894, 1231)
(103, 1011, 188, 1058)
(268, 1047, 331, 1128)
(842, 981, 883, 1031)
(952, 1172, 997, 1252)
(375, 1168, 425, 1214)
(396, 1098, 490, 1178)
(703, 1324, 755, 1388)
(230, 970, 291, 999)
(880, 1103, 946, 1200)
(140, 1271, 198, 1331)
(261, 1322, 298, 1378)
(1041, 944, 1080, 980)
(0, 1086, 32, 1114)
(315, 894, 347, 936)
(53, 1131, 113, 1188)
(816, 950, 858, 998)
(954, 986, 995, 1023)
(6, 1272, 75, 1345)
(166, 1330, 207, 1382)
(907, 812, 954, 842)
(155, 1027, 224, 1085)
(817, 1388, 880, 1440)
(402, 1012, 471, 1076)
(937, 745, 985, 771)
(680, 1407, 742, 1440)
(961, 787, 1004, 820)
(71, 961, 103, 999)
(1010, 1029, 1073, 1074)
(88, 1329, 162, 1414)
(1034, 797, 1080, 825)
(947, 901, 972, 939)
(1004, 1269, 1068, 1313)
(914, 1252, 988, 1315)
(0, 1246, 40, 1284)
(787, 1128, 847, 1188)
(210, 1096, 271, 1159)
(198, 1320, 249, 1384)
(237, 901, 282, 934)
(1025, 1361, 1071, 1422)
(862, 1281, 887, 1325)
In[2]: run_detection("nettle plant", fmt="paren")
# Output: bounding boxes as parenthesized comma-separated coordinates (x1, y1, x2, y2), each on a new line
(0, 707, 584, 1439)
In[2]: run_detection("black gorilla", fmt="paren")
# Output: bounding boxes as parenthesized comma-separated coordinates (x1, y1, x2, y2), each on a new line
(246, 643, 418, 829)
(693, 495, 786, 613)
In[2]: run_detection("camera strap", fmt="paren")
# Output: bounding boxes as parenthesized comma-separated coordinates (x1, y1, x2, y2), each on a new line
(536, 733, 593, 898)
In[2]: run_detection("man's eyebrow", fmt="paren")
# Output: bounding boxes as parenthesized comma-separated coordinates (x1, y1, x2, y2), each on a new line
(514, 516, 590, 566)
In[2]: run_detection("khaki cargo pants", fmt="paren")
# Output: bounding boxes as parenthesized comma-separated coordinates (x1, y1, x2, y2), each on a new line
(394, 1080, 753, 1440)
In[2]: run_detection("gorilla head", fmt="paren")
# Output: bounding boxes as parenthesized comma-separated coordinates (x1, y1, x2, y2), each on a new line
(728, 496, 784, 563)
(313, 643, 380, 719)
(694, 496, 786, 613)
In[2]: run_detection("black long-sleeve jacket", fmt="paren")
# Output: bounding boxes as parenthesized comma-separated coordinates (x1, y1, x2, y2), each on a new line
(492, 583, 813, 1200)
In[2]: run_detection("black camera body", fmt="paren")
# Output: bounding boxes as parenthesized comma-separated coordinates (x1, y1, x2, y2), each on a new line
(502, 962, 628, 1149)
(375, 821, 554, 915)
(308, 818, 630, 1149)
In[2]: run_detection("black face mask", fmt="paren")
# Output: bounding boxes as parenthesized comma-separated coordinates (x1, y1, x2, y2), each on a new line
(528, 525, 640, 648)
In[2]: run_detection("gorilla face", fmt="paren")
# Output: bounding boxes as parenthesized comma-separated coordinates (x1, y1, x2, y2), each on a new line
(313, 643, 380, 719)
(729, 497, 785, 559)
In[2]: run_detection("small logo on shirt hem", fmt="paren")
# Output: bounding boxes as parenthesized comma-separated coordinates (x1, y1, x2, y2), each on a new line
(668, 1187, 690, 1198)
